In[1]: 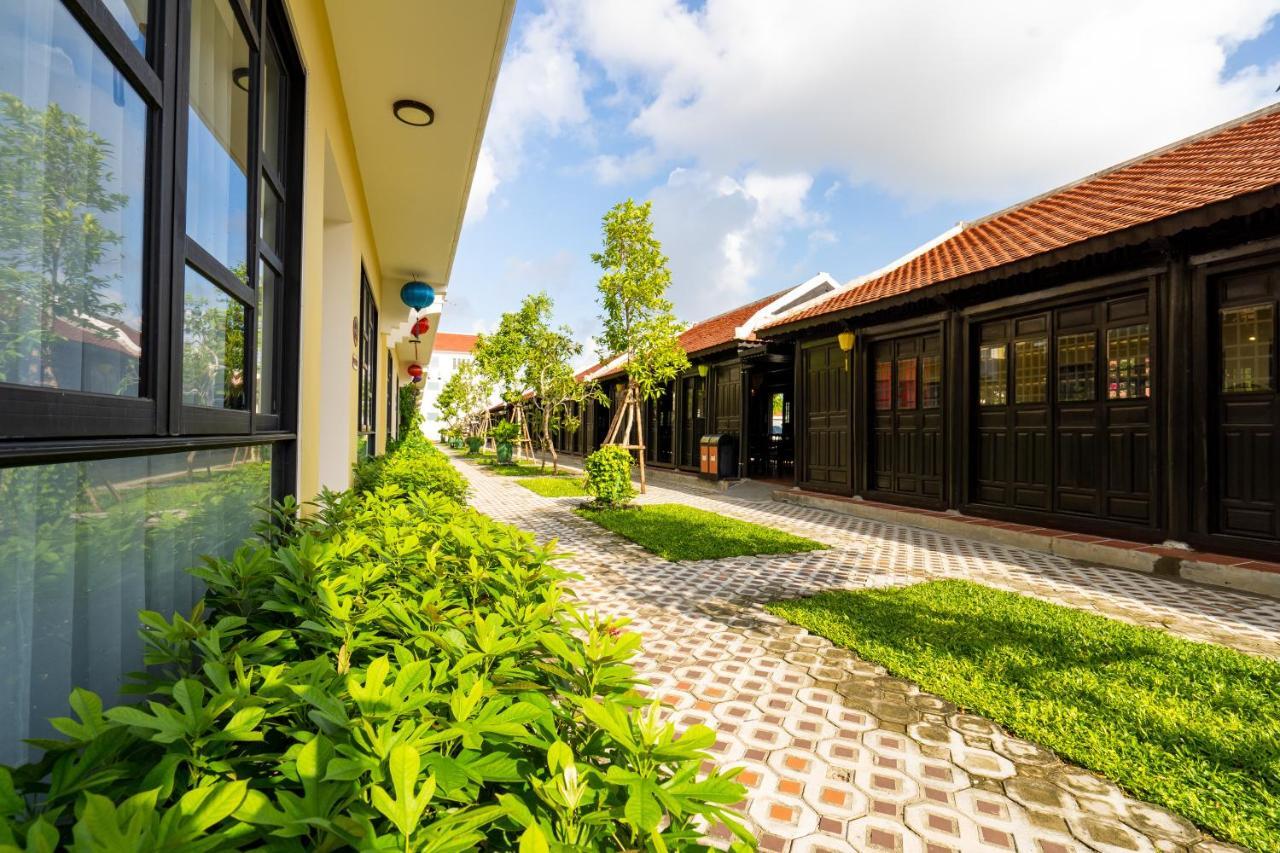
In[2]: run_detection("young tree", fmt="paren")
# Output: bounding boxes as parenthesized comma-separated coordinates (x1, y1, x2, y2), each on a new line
(436, 358, 486, 436)
(592, 199, 688, 491)
(516, 291, 602, 472)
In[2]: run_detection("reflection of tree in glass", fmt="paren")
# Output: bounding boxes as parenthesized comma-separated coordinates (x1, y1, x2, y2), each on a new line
(0, 94, 129, 388)
(182, 264, 247, 408)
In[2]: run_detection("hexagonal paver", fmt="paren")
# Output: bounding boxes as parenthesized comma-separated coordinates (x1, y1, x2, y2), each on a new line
(450, 455, 1270, 851)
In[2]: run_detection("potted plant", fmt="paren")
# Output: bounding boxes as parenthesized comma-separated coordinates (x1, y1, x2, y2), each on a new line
(465, 433, 483, 454)
(490, 419, 520, 464)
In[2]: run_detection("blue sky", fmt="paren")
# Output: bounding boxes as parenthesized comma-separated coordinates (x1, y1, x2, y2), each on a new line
(445, 1, 1280, 359)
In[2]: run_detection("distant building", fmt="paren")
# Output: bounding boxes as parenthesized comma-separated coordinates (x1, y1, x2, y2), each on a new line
(420, 332, 479, 438)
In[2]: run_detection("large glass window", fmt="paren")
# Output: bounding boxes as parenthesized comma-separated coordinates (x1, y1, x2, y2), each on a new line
(0, 0, 148, 396)
(978, 344, 1007, 406)
(185, 0, 250, 274)
(182, 266, 247, 409)
(0, 445, 271, 766)
(1057, 333, 1096, 402)
(1014, 337, 1048, 404)
(1221, 304, 1274, 393)
(1107, 324, 1150, 400)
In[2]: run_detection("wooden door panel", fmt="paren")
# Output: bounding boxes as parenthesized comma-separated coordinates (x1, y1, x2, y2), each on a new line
(974, 295, 1155, 526)
(802, 343, 849, 490)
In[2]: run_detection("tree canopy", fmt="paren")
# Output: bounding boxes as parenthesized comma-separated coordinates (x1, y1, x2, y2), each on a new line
(591, 199, 688, 401)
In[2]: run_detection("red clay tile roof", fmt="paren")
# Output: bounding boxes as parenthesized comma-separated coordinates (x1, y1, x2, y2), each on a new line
(432, 332, 479, 352)
(678, 289, 789, 355)
(585, 289, 789, 382)
(766, 103, 1280, 330)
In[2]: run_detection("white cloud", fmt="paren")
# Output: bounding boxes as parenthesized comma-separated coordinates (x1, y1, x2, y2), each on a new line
(563, 0, 1280, 204)
(464, 6, 591, 224)
(650, 168, 821, 319)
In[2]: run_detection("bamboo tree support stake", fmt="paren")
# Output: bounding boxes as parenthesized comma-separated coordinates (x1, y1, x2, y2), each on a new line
(603, 384, 648, 493)
(512, 402, 536, 460)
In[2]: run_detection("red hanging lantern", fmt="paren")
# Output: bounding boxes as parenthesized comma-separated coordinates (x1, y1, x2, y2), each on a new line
(407, 363, 424, 380)
(412, 317, 430, 338)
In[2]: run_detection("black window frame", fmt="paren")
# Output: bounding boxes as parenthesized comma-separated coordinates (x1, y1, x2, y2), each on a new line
(357, 267, 378, 458)
(0, 0, 305, 499)
(385, 351, 396, 446)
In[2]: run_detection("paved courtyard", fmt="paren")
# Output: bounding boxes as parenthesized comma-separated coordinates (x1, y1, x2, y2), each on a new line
(452, 457, 1279, 852)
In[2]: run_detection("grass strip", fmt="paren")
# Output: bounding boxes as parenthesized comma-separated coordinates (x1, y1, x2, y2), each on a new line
(766, 579, 1280, 851)
(577, 502, 825, 561)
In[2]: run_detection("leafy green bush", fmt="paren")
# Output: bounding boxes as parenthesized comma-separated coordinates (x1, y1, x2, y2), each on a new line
(0, 431, 750, 851)
(584, 445, 635, 508)
(353, 430, 468, 503)
(465, 436, 482, 453)
(489, 420, 520, 445)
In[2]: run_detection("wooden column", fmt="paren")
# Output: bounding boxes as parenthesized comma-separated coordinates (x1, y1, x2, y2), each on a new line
(792, 339, 805, 486)
(1163, 251, 1191, 542)
(946, 305, 966, 510)
(740, 362, 754, 479)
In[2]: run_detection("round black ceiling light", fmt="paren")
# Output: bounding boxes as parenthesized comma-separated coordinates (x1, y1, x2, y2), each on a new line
(393, 99, 435, 127)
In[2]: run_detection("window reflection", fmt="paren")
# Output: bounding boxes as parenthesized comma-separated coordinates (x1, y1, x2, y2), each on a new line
(1221, 304, 1274, 393)
(978, 344, 1007, 406)
(1015, 337, 1048, 404)
(256, 261, 277, 413)
(182, 266, 247, 409)
(102, 0, 149, 54)
(1057, 333, 1096, 402)
(0, 445, 270, 766)
(896, 357, 918, 410)
(874, 359, 892, 410)
(1107, 324, 1150, 400)
(0, 0, 147, 396)
(921, 355, 941, 409)
(186, 0, 249, 273)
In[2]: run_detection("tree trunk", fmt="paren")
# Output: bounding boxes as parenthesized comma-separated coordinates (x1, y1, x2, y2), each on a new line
(542, 406, 558, 472)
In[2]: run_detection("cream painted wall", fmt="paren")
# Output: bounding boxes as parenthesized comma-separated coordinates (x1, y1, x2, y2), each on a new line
(283, 1, 387, 501)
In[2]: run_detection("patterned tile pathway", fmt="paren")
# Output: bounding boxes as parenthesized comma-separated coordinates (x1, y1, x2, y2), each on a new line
(454, 457, 1278, 852)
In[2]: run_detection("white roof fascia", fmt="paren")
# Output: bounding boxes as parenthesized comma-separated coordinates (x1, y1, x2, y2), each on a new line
(733, 272, 841, 340)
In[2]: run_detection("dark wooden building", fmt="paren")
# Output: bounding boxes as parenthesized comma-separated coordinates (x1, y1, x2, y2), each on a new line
(757, 104, 1280, 560)
(566, 275, 839, 480)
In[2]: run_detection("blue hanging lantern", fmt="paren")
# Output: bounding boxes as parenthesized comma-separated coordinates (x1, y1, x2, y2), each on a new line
(400, 280, 435, 311)
(411, 374, 423, 384)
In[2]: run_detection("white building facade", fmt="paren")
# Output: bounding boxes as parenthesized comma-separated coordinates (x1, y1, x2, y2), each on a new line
(420, 332, 478, 439)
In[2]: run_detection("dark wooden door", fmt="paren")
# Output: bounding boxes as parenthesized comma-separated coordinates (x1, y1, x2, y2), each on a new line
(713, 364, 741, 439)
(869, 333, 944, 504)
(973, 293, 1154, 526)
(801, 340, 849, 492)
(975, 316, 1050, 509)
(679, 377, 705, 468)
(645, 382, 675, 465)
(1212, 265, 1279, 541)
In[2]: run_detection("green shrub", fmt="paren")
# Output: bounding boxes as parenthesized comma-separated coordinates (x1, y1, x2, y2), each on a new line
(489, 420, 520, 445)
(584, 445, 635, 508)
(353, 430, 468, 503)
(0, 431, 750, 851)
(465, 435, 482, 453)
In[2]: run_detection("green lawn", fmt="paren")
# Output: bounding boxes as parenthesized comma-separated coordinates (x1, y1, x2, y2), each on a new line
(766, 580, 1280, 851)
(473, 457, 574, 477)
(518, 477, 589, 497)
(576, 503, 825, 561)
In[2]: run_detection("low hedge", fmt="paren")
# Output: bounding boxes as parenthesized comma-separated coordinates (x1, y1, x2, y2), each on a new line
(353, 429, 468, 503)
(1, 436, 750, 850)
